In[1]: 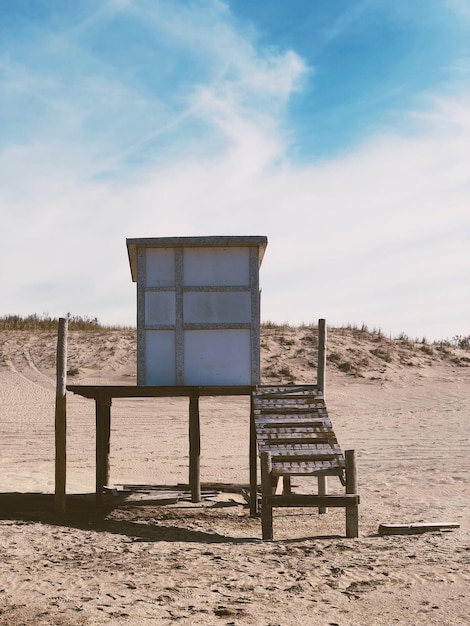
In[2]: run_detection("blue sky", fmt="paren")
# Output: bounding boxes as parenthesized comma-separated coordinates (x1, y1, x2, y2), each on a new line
(1, 0, 469, 340)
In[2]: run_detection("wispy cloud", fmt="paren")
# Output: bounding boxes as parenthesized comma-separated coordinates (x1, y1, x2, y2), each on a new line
(0, 0, 469, 339)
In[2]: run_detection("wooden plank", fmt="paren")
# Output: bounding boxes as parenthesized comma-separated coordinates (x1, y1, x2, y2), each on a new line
(54, 317, 68, 515)
(256, 385, 318, 396)
(255, 394, 322, 402)
(249, 394, 258, 517)
(67, 385, 256, 399)
(379, 523, 460, 536)
(254, 397, 324, 406)
(254, 402, 327, 412)
(255, 412, 330, 419)
(272, 458, 345, 468)
(345, 450, 359, 538)
(271, 462, 344, 475)
(318, 474, 328, 514)
(257, 427, 337, 434)
(271, 453, 338, 462)
(261, 451, 274, 539)
(257, 436, 331, 445)
(189, 393, 201, 503)
(95, 397, 112, 505)
(317, 318, 327, 396)
(257, 434, 339, 443)
(264, 494, 359, 507)
(256, 422, 336, 440)
(256, 417, 331, 425)
(259, 442, 342, 450)
(257, 429, 333, 436)
(254, 395, 325, 403)
(255, 413, 329, 421)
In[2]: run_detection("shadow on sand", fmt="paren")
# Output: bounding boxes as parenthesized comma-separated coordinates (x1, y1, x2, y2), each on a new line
(0, 492, 348, 545)
(0, 492, 262, 544)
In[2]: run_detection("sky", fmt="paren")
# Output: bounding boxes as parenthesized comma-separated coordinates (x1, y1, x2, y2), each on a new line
(1, 0, 469, 341)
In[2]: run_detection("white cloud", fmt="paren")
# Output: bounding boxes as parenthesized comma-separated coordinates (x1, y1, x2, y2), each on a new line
(2, 86, 469, 339)
(0, 1, 469, 340)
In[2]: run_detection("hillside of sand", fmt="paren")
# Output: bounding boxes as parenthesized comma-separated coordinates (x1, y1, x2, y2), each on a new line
(0, 325, 469, 625)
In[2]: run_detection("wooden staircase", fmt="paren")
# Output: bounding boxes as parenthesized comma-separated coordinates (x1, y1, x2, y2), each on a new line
(252, 384, 359, 540)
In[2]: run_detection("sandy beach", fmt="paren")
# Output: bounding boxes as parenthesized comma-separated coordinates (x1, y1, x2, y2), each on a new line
(1, 326, 469, 625)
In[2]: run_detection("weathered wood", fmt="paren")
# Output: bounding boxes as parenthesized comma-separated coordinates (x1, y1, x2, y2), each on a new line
(255, 395, 325, 404)
(269, 453, 339, 463)
(263, 494, 359, 507)
(318, 475, 328, 514)
(67, 385, 256, 513)
(379, 522, 460, 536)
(317, 318, 327, 396)
(257, 384, 318, 391)
(249, 394, 258, 517)
(257, 443, 343, 453)
(345, 449, 359, 537)
(261, 452, 273, 540)
(67, 385, 256, 399)
(271, 462, 344, 475)
(189, 393, 201, 503)
(102, 399, 111, 487)
(255, 402, 326, 412)
(54, 317, 68, 515)
(95, 396, 112, 504)
(261, 451, 273, 495)
(256, 417, 330, 425)
(254, 385, 359, 540)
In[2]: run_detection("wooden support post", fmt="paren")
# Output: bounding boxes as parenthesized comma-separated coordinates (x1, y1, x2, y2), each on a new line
(260, 451, 273, 540)
(249, 394, 258, 516)
(103, 398, 111, 487)
(54, 317, 68, 515)
(317, 318, 327, 397)
(282, 475, 292, 495)
(95, 396, 111, 505)
(345, 449, 359, 538)
(189, 392, 201, 503)
(318, 475, 328, 514)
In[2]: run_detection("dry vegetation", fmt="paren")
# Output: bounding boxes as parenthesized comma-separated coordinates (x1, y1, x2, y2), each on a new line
(0, 315, 468, 384)
(261, 322, 470, 383)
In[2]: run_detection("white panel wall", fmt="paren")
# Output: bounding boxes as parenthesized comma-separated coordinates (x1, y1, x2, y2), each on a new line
(145, 248, 175, 287)
(145, 330, 176, 384)
(183, 247, 249, 286)
(183, 292, 251, 324)
(145, 291, 176, 325)
(183, 330, 251, 385)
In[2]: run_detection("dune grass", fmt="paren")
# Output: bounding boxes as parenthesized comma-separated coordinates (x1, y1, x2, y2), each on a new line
(0, 313, 134, 332)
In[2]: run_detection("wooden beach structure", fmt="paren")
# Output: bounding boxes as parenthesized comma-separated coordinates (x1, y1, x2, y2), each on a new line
(63, 235, 359, 539)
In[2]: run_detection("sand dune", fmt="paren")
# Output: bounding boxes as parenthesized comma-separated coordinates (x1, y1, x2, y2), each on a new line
(0, 327, 469, 625)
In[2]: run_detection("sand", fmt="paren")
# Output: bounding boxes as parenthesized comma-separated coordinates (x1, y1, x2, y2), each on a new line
(0, 327, 469, 625)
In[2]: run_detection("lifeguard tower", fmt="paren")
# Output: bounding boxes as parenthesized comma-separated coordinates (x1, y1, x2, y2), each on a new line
(66, 235, 359, 540)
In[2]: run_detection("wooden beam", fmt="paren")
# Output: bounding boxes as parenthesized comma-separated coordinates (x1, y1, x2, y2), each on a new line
(379, 522, 460, 536)
(263, 494, 359, 507)
(345, 449, 359, 538)
(249, 394, 258, 517)
(67, 385, 256, 399)
(54, 317, 68, 515)
(189, 392, 201, 503)
(95, 396, 112, 505)
(317, 318, 327, 397)
(318, 475, 328, 514)
(260, 452, 273, 540)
